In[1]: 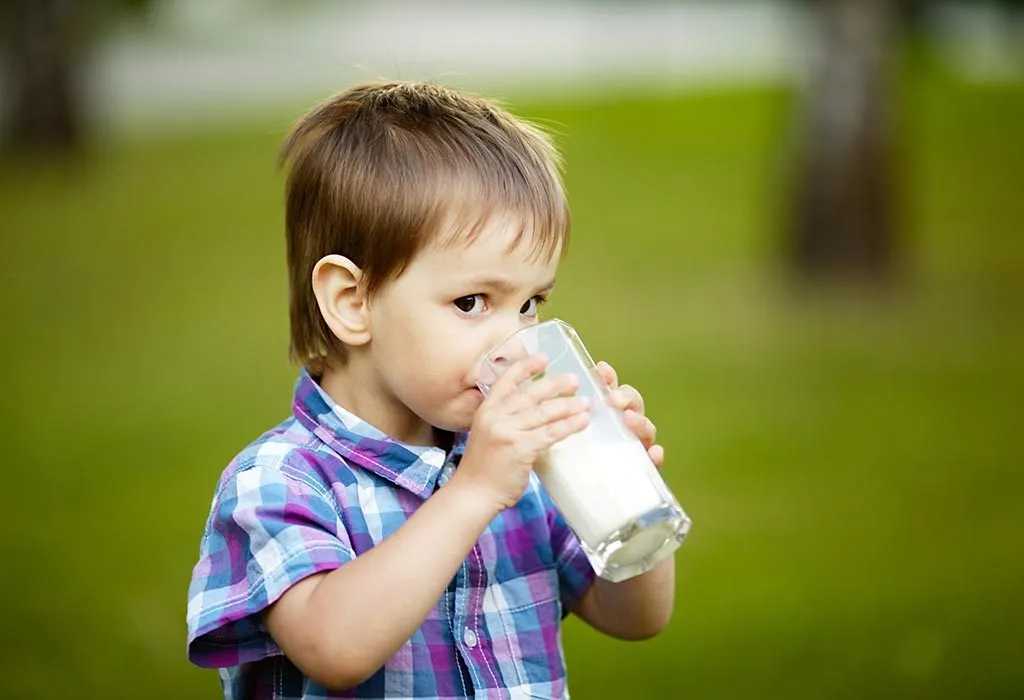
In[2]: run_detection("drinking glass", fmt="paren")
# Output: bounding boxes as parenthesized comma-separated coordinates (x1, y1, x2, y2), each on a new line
(476, 319, 691, 582)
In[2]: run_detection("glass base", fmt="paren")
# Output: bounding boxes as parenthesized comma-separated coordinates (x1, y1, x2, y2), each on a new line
(581, 504, 691, 583)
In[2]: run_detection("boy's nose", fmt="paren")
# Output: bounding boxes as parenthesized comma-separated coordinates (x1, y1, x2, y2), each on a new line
(490, 318, 538, 362)
(488, 354, 512, 373)
(476, 318, 532, 388)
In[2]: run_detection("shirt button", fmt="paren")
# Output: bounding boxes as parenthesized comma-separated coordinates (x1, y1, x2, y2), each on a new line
(463, 628, 478, 648)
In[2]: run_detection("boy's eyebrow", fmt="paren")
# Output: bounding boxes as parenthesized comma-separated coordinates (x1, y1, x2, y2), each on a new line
(460, 275, 557, 294)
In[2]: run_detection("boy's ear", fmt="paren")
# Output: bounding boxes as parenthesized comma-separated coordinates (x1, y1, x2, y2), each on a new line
(311, 255, 372, 347)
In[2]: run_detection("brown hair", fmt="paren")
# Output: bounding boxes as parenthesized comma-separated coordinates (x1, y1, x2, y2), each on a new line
(279, 81, 571, 373)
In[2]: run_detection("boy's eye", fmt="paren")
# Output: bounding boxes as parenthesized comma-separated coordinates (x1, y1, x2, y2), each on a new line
(520, 296, 544, 317)
(454, 294, 486, 315)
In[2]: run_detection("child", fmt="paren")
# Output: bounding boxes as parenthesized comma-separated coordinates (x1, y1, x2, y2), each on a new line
(187, 81, 674, 699)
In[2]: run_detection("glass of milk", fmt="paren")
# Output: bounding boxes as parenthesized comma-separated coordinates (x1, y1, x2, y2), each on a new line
(476, 319, 691, 582)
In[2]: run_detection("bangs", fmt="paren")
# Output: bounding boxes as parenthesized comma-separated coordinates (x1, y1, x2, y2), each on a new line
(340, 109, 571, 294)
(427, 174, 569, 264)
(412, 125, 571, 265)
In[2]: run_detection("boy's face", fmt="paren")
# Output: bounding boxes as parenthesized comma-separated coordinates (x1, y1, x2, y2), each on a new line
(364, 214, 560, 436)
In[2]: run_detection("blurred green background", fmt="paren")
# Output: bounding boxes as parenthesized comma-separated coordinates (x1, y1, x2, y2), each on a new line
(2, 2, 1023, 698)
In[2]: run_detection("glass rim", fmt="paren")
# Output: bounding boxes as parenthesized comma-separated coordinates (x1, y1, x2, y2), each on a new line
(480, 318, 576, 367)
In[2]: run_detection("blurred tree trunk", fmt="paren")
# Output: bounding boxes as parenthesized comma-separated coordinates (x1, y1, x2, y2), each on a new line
(2, 0, 86, 155)
(789, 0, 903, 282)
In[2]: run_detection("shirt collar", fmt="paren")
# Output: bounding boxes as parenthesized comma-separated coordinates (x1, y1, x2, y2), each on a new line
(291, 369, 467, 499)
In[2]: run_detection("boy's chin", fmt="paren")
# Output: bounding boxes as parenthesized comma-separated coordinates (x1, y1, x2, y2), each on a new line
(429, 391, 483, 433)
(430, 412, 474, 434)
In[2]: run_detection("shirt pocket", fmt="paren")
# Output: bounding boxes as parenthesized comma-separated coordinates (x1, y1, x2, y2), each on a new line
(491, 568, 566, 695)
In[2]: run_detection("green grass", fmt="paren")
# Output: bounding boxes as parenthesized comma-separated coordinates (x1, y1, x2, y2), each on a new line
(1, 65, 1022, 698)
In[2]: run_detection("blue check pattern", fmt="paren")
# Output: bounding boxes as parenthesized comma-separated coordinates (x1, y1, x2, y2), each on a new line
(187, 370, 596, 699)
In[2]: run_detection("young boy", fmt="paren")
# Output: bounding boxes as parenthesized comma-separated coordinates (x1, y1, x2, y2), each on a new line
(187, 81, 674, 699)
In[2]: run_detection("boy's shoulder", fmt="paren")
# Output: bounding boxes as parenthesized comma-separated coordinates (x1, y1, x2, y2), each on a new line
(212, 413, 356, 503)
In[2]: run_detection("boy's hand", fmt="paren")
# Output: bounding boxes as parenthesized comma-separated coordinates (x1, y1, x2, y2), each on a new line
(455, 355, 591, 511)
(596, 361, 664, 468)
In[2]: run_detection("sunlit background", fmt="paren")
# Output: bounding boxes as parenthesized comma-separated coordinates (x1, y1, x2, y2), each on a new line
(2, 1, 1022, 698)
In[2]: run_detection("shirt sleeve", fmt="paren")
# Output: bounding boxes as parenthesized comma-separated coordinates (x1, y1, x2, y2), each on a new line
(186, 460, 355, 668)
(540, 485, 596, 610)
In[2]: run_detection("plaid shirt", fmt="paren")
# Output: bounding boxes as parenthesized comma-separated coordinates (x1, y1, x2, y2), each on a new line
(187, 370, 596, 699)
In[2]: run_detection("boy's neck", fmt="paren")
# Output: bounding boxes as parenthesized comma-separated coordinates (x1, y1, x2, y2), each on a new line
(317, 355, 440, 449)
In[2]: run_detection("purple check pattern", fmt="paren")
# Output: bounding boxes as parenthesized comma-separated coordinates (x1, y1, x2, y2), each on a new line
(187, 370, 596, 699)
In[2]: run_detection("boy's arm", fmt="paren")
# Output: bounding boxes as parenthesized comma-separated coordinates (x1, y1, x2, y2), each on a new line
(265, 356, 590, 690)
(565, 360, 676, 640)
(567, 556, 675, 640)
(264, 476, 499, 689)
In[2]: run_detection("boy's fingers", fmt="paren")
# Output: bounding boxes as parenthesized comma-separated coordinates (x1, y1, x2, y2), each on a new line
(596, 361, 618, 389)
(495, 372, 577, 414)
(501, 374, 578, 417)
(610, 384, 645, 413)
(486, 354, 548, 401)
(492, 371, 578, 417)
(517, 395, 590, 431)
(541, 411, 590, 447)
(524, 372, 579, 403)
(624, 409, 656, 443)
(648, 444, 665, 468)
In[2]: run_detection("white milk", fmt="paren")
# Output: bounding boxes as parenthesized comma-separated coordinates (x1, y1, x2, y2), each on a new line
(534, 434, 665, 548)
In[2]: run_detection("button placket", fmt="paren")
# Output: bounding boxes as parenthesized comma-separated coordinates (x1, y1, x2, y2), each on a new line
(436, 452, 462, 489)
(442, 579, 470, 697)
(437, 462, 456, 488)
(469, 545, 501, 691)
(453, 559, 484, 691)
